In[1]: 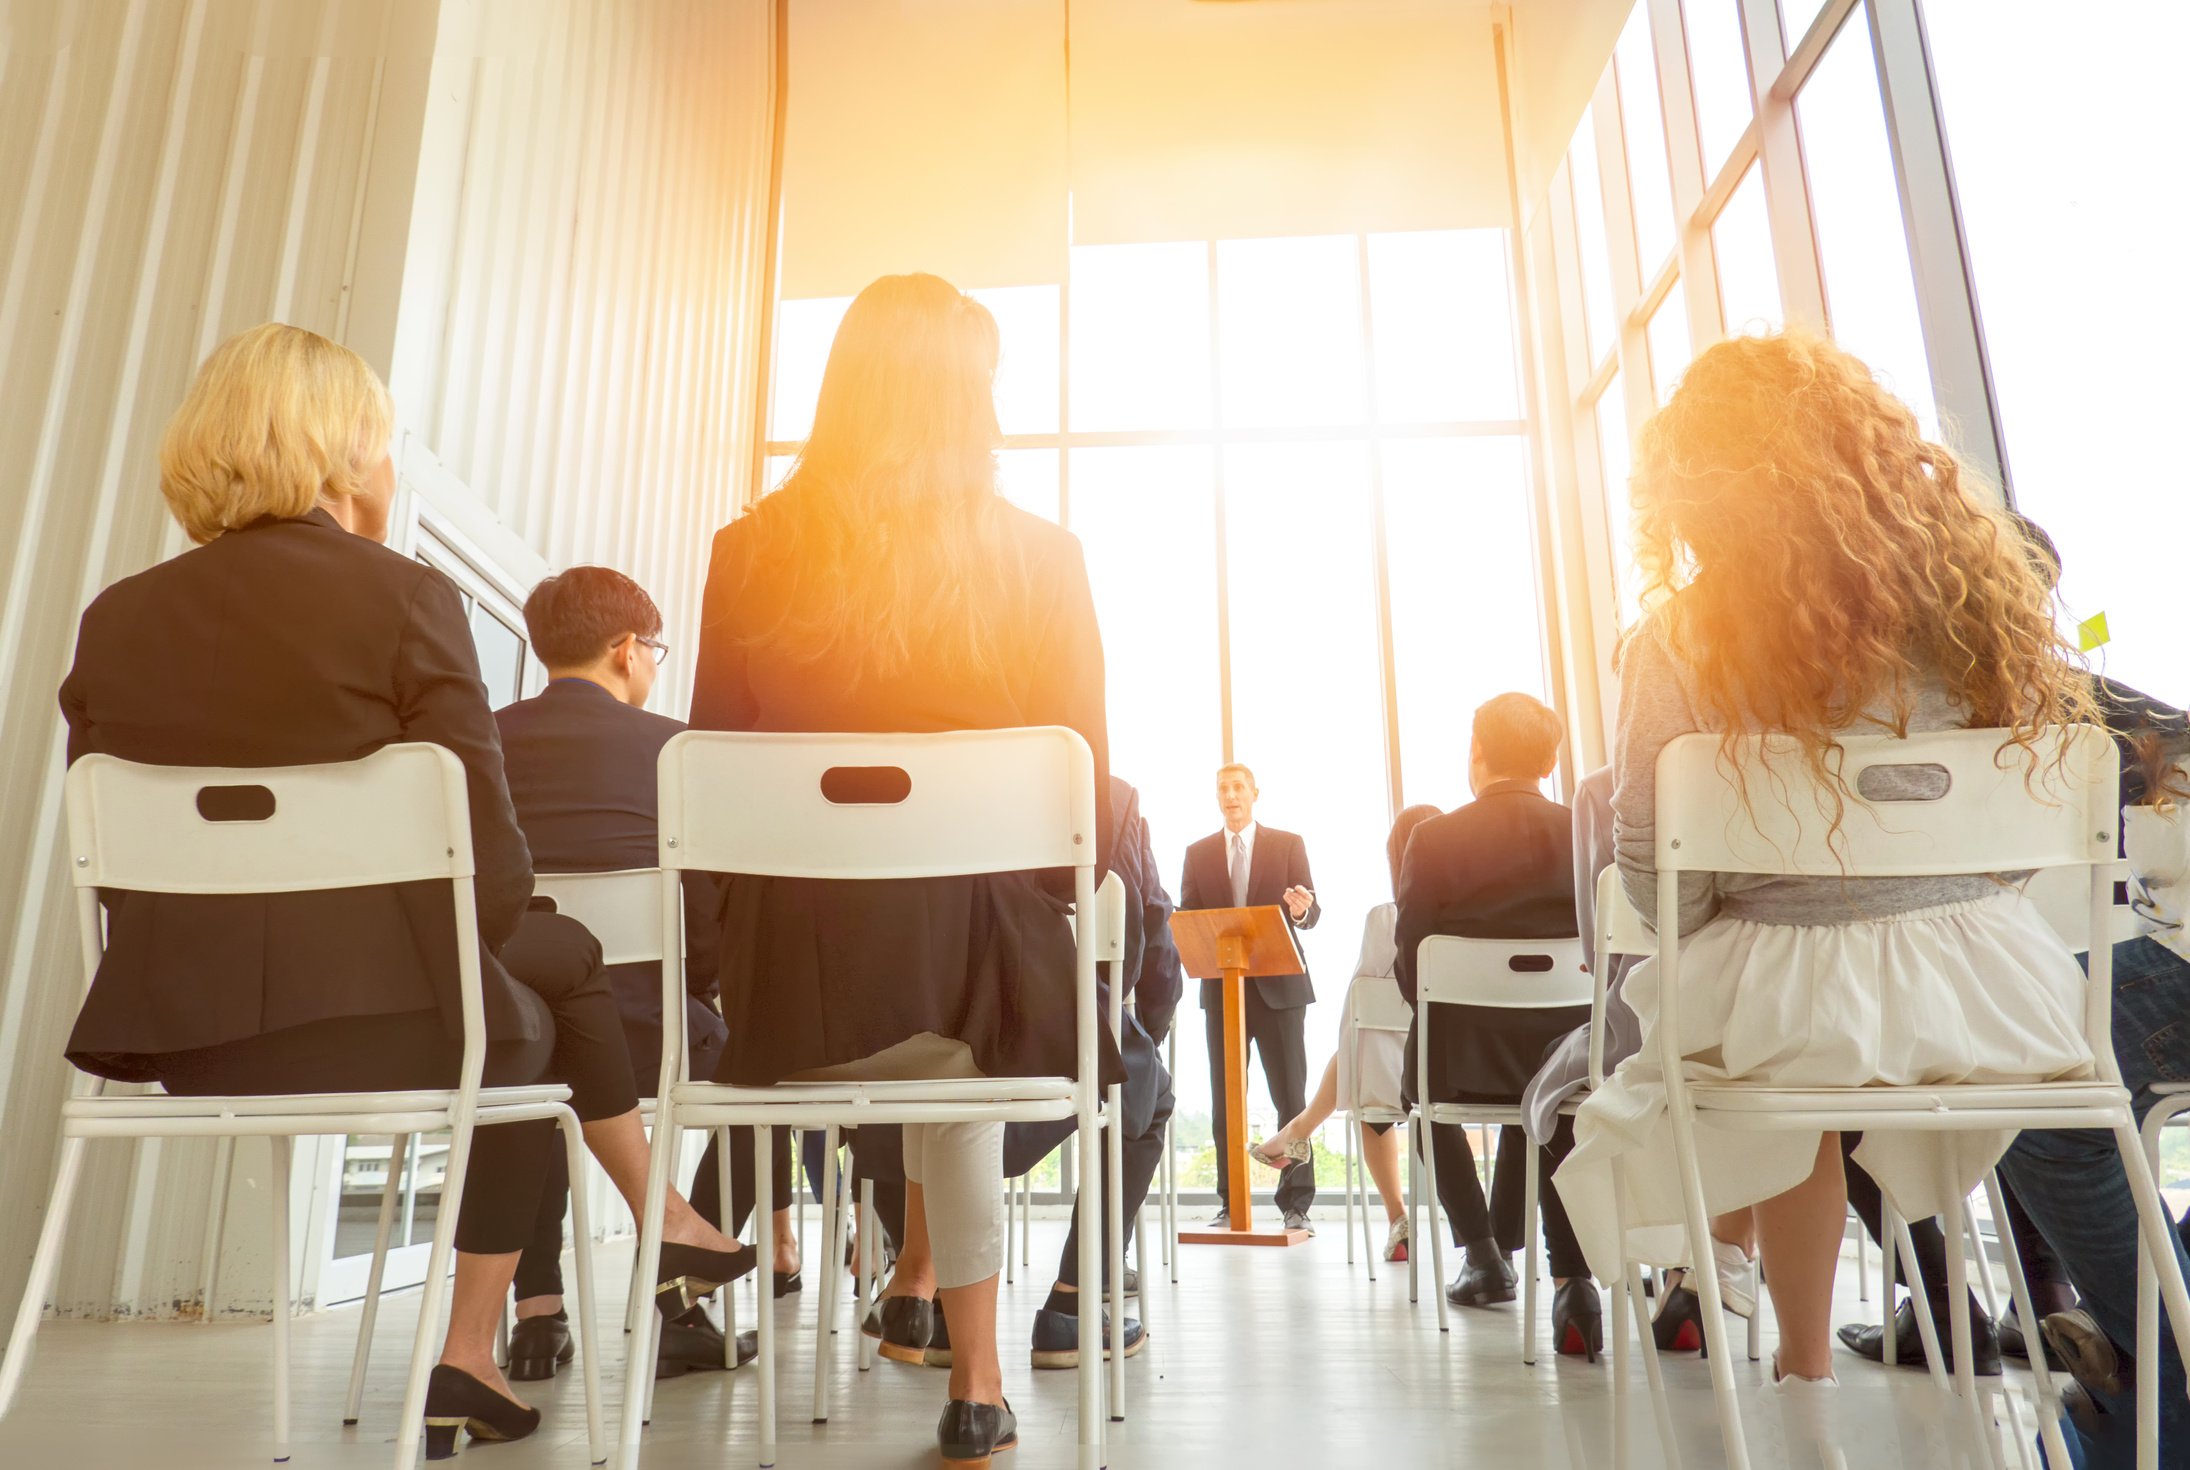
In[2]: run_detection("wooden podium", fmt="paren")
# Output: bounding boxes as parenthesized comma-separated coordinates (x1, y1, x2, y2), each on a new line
(1170, 904, 1313, 1247)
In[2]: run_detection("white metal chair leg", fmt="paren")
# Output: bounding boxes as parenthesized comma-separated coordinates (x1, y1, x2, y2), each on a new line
(555, 1112, 606, 1467)
(270, 1136, 293, 1464)
(1662, 1091, 1751, 1470)
(755, 1127, 777, 1468)
(343, 1131, 408, 1425)
(856, 1183, 877, 1373)
(1344, 1121, 1358, 1269)
(1407, 1117, 1421, 1304)
(1004, 1173, 1017, 1285)
(812, 1127, 841, 1425)
(396, 1119, 477, 1470)
(1979, 1170, 2073, 1470)
(1022, 1167, 1032, 1270)
(1938, 1164, 1996, 1470)
(1423, 1116, 1449, 1332)
(1855, 1207, 1871, 1304)
(1959, 1199, 2033, 1470)
(1891, 1213, 1955, 1392)
(0, 1134, 86, 1420)
(1883, 1204, 1902, 1366)
(1107, 1092, 1127, 1423)
(1075, 1110, 1103, 1470)
(2117, 1118, 2190, 1470)
(202, 1135, 236, 1322)
(719, 1126, 739, 1369)
(1612, 1160, 1682, 1470)
(618, 1086, 682, 1460)
(1133, 1196, 1151, 1350)
(1746, 1255, 1762, 1362)
(1522, 1141, 1540, 1364)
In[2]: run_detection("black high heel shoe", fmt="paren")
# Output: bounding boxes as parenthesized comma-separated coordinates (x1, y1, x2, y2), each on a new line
(1552, 1279, 1604, 1362)
(772, 1267, 804, 1299)
(423, 1364, 541, 1460)
(937, 1398, 1018, 1467)
(654, 1240, 758, 1318)
(1651, 1278, 1706, 1354)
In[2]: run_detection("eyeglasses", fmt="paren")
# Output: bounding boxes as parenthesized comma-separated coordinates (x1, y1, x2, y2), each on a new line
(628, 634, 669, 665)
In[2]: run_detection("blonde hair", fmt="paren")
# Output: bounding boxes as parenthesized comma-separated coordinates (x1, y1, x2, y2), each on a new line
(739, 274, 1010, 681)
(1630, 329, 2091, 794)
(159, 323, 394, 545)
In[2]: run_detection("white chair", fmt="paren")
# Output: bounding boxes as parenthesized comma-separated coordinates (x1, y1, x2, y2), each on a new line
(1338, 976, 1413, 1282)
(620, 727, 1109, 1470)
(1629, 726, 2190, 1470)
(1411, 935, 1593, 1361)
(0, 745, 604, 1469)
(1161, 1024, 1180, 1283)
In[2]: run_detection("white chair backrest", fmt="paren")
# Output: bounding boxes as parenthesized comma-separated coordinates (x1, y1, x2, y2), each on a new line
(1416, 935, 1593, 1010)
(1094, 871, 1127, 966)
(1653, 726, 2117, 880)
(1348, 974, 1415, 1034)
(534, 869, 664, 966)
(1595, 866, 1656, 959)
(657, 728, 1097, 879)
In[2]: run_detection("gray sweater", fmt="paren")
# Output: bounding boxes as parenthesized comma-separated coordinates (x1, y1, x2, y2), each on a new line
(1613, 621, 2001, 934)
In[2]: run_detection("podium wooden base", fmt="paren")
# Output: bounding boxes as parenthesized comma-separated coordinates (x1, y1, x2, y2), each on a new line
(1177, 1227, 1312, 1248)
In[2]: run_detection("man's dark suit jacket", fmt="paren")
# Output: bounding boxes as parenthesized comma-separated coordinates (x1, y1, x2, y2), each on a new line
(59, 509, 539, 1078)
(494, 678, 729, 1085)
(1395, 779, 1586, 1103)
(1180, 824, 1320, 1012)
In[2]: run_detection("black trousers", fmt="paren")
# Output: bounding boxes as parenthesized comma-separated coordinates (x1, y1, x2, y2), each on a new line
(153, 912, 637, 1256)
(1841, 1134, 1984, 1316)
(1205, 1001, 1313, 1216)
(1418, 1118, 1587, 1279)
(1054, 1014, 1174, 1290)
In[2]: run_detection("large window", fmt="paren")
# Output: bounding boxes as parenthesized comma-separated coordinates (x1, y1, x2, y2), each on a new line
(765, 230, 1547, 1182)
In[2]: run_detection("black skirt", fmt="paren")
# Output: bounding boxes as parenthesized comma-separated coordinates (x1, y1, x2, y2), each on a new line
(709, 871, 1124, 1090)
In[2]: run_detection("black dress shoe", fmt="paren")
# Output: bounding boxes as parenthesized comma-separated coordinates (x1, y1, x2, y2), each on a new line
(423, 1364, 541, 1461)
(654, 1306, 757, 1379)
(505, 1309, 573, 1381)
(937, 1398, 1018, 1467)
(866, 1294, 936, 1366)
(1030, 1306, 1146, 1369)
(1446, 1243, 1518, 1308)
(1836, 1298, 2002, 1376)
(654, 1240, 758, 1317)
(1282, 1210, 1316, 1236)
(1552, 1279, 1603, 1362)
(1999, 1311, 2068, 1369)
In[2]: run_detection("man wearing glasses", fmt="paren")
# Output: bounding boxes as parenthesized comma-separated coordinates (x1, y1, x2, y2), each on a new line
(494, 566, 799, 1381)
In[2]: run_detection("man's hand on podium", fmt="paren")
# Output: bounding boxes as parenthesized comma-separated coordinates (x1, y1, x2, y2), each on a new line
(1282, 885, 1315, 923)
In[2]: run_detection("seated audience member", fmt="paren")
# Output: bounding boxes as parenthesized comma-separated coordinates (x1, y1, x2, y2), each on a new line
(494, 565, 799, 1380)
(1253, 803, 1442, 1263)
(690, 272, 1122, 1467)
(1395, 693, 1597, 1355)
(57, 324, 750, 1456)
(1555, 331, 2096, 1451)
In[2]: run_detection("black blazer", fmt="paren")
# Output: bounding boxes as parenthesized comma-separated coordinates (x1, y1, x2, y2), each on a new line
(1180, 824, 1320, 1011)
(59, 509, 538, 1078)
(1109, 777, 1183, 1045)
(494, 678, 729, 1081)
(689, 493, 1120, 1088)
(1394, 780, 1584, 1103)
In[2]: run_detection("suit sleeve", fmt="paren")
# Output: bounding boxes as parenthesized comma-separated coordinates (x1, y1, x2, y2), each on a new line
(1290, 833, 1321, 929)
(1393, 830, 1429, 1004)
(689, 522, 758, 733)
(680, 871, 728, 1007)
(1134, 815, 1184, 1043)
(395, 569, 534, 953)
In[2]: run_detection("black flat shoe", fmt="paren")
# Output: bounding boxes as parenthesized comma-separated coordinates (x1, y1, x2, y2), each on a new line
(937, 1398, 1018, 1467)
(655, 1240, 757, 1318)
(773, 1269, 804, 1299)
(1836, 1298, 2002, 1376)
(504, 1310, 573, 1382)
(1552, 1279, 1603, 1362)
(866, 1294, 936, 1366)
(1030, 1306, 1145, 1369)
(2000, 1310, 2068, 1369)
(423, 1364, 540, 1461)
(653, 1304, 757, 1380)
(1445, 1242, 1518, 1308)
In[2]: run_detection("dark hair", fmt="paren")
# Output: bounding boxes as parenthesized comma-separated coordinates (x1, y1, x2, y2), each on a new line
(1472, 692, 1563, 779)
(523, 566, 663, 668)
(2009, 511, 2063, 589)
(1386, 803, 1441, 895)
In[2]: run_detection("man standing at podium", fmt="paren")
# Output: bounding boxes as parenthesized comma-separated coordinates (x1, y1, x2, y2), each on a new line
(1182, 763, 1320, 1232)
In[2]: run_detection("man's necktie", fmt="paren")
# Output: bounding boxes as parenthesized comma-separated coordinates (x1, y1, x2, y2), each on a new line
(1230, 831, 1248, 908)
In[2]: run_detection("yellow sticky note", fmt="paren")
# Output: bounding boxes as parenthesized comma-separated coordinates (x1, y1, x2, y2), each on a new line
(2079, 612, 2111, 652)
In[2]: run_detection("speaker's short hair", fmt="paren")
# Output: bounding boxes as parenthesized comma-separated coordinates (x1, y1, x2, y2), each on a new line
(1472, 692, 1563, 778)
(1216, 761, 1256, 787)
(523, 566, 663, 668)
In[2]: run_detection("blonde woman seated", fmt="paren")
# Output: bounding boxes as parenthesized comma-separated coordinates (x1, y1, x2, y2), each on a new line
(1252, 804, 1440, 1262)
(58, 325, 750, 1458)
(1553, 331, 2097, 1446)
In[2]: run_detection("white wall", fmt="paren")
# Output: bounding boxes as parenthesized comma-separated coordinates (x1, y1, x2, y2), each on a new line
(0, 0, 773, 1325)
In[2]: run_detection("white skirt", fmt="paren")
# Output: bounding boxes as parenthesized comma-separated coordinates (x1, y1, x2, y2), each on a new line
(1554, 893, 2094, 1279)
(1335, 975, 1407, 1118)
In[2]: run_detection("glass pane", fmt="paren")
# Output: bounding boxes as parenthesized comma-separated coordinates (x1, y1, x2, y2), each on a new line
(998, 448, 1059, 522)
(1568, 116, 1620, 369)
(1711, 162, 1783, 336)
(1682, 0, 1755, 181)
(1224, 441, 1388, 1133)
(761, 454, 795, 498)
(335, 1131, 450, 1259)
(1615, 3, 1679, 278)
(1647, 279, 1693, 405)
(1794, 9, 1938, 435)
(1596, 370, 1639, 622)
(469, 603, 526, 709)
(1069, 242, 1211, 432)
(1216, 235, 1366, 429)
(1927, 0, 2190, 701)
(1778, 0, 1832, 51)
(1366, 229, 1518, 423)
(768, 296, 852, 442)
(1383, 438, 1545, 810)
(968, 285, 1061, 436)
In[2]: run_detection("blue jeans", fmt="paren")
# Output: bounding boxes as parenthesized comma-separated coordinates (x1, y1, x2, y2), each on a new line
(1998, 936, 2190, 1469)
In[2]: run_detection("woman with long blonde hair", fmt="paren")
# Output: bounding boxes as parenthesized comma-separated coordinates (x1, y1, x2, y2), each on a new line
(1553, 331, 2096, 1430)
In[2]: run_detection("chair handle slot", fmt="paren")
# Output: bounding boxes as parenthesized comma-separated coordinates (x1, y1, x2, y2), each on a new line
(196, 784, 276, 822)
(820, 766, 913, 805)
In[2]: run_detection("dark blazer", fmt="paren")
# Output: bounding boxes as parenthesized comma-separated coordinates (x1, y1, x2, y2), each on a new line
(1180, 824, 1320, 1011)
(689, 493, 1119, 1088)
(494, 678, 729, 1083)
(1110, 777, 1183, 1045)
(1395, 779, 1585, 1103)
(59, 509, 538, 1078)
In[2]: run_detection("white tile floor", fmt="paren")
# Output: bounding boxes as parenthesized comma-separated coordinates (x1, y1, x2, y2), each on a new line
(0, 1217, 2050, 1469)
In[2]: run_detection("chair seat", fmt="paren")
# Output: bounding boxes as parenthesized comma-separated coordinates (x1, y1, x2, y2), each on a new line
(1420, 1102, 1527, 1126)
(665, 1075, 1083, 1127)
(2153, 1082, 2190, 1098)
(62, 1083, 573, 1132)
(1686, 1079, 2131, 1124)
